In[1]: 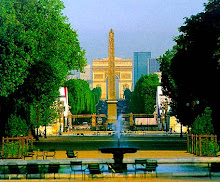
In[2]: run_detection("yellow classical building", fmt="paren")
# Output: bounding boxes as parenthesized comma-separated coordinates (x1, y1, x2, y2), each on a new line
(92, 57, 132, 100)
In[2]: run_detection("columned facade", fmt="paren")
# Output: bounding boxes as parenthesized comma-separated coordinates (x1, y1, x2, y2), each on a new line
(92, 57, 133, 100)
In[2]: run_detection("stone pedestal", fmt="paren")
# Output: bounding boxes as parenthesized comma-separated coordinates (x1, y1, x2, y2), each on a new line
(92, 113, 96, 130)
(107, 100, 118, 124)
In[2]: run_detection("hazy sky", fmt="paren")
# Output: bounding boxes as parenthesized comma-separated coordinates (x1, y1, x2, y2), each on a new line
(62, 0, 207, 64)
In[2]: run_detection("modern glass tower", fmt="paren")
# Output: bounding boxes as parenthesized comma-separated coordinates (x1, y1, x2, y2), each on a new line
(149, 58, 160, 74)
(133, 52, 151, 89)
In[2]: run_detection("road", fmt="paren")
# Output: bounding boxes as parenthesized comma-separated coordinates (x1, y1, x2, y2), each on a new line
(34, 135, 187, 151)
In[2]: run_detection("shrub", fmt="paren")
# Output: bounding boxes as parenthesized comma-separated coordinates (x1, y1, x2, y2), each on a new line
(191, 107, 214, 135)
(6, 114, 29, 137)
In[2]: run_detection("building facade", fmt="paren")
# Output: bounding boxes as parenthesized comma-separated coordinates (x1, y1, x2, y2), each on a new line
(92, 57, 132, 100)
(149, 58, 160, 74)
(133, 52, 160, 89)
(133, 52, 151, 89)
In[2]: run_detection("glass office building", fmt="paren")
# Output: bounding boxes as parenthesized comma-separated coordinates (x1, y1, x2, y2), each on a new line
(133, 52, 151, 89)
(149, 58, 160, 74)
(133, 52, 160, 89)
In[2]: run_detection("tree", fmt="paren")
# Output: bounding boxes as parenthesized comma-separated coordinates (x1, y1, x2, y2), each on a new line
(130, 74, 160, 114)
(0, 0, 86, 137)
(64, 79, 96, 115)
(92, 87, 102, 106)
(5, 114, 29, 137)
(158, 48, 177, 98)
(159, 1, 220, 134)
(0, 0, 33, 97)
(124, 88, 132, 100)
(159, 48, 198, 126)
(123, 88, 132, 113)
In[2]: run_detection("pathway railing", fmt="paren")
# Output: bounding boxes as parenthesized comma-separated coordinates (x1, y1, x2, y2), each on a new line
(187, 134, 218, 156)
(2, 136, 34, 159)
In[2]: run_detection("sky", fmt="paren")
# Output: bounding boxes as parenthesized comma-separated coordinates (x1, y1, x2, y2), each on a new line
(62, 0, 207, 65)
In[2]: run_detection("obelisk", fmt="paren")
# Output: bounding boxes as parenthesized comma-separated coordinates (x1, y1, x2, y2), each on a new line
(107, 29, 118, 124)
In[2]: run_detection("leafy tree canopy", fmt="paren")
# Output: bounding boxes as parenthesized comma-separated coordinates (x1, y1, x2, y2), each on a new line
(0, 0, 87, 136)
(92, 87, 102, 106)
(64, 79, 95, 115)
(123, 88, 132, 113)
(159, 0, 220, 133)
(0, 0, 86, 97)
(130, 74, 160, 114)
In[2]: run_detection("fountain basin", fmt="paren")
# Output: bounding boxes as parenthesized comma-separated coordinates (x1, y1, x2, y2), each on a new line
(99, 146, 139, 172)
(99, 146, 138, 154)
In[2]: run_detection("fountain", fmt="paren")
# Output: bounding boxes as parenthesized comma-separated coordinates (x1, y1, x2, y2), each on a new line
(99, 115, 139, 173)
(99, 29, 138, 173)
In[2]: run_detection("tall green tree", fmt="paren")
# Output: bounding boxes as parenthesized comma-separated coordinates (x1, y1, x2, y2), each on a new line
(64, 79, 96, 115)
(130, 74, 160, 114)
(0, 0, 86, 137)
(123, 88, 132, 113)
(159, 0, 220, 134)
(92, 87, 102, 106)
